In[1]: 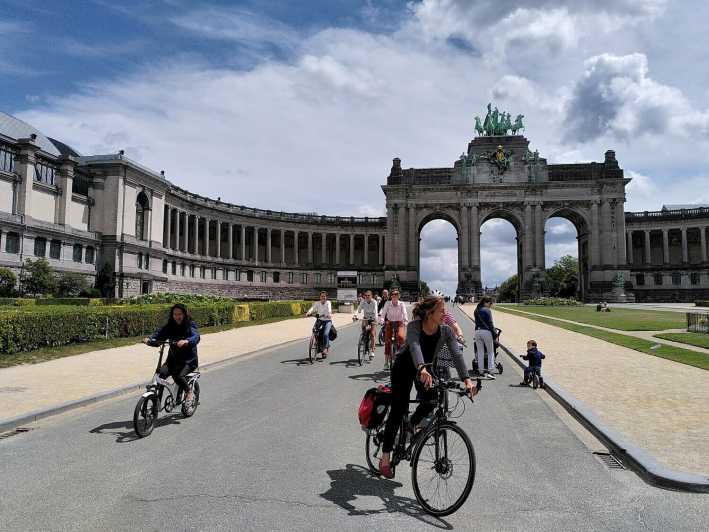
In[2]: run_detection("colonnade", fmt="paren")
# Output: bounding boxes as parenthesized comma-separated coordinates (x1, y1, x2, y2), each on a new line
(627, 225, 709, 266)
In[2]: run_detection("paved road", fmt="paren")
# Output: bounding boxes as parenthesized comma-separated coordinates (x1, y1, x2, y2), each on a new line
(1, 308, 708, 531)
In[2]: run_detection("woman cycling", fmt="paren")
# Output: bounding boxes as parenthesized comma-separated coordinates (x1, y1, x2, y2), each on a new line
(306, 291, 333, 359)
(473, 296, 497, 379)
(143, 303, 200, 406)
(378, 289, 408, 370)
(378, 295, 477, 479)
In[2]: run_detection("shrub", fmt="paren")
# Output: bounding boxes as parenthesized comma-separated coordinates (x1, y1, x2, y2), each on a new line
(696, 301, 709, 308)
(0, 267, 17, 297)
(35, 298, 108, 306)
(233, 304, 250, 322)
(522, 297, 581, 306)
(124, 292, 234, 305)
(20, 258, 56, 296)
(55, 272, 92, 297)
(0, 298, 36, 306)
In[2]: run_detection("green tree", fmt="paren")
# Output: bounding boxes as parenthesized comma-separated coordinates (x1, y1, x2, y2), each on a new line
(497, 274, 519, 302)
(418, 280, 431, 297)
(20, 258, 57, 296)
(55, 272, 91, 297)
(0, 267, 17, 297)
(544, 255, 578, 298)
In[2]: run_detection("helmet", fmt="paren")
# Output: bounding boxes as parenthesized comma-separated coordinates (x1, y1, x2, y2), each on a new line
(431, 289, 444, 298)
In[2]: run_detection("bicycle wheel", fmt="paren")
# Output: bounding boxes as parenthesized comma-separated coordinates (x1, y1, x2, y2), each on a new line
(365, 427, 384, 474)
(133, 394, 159, 438)
(357, 334, 366, 366)
(411, 422, 476, 517)
(308, 334, 317, 364)
(181, 381, 200, 417)
(532, 373, 539, 390)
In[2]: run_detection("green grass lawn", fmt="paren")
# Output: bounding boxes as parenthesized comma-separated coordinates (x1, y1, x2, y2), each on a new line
(496, 306, 709, 371)
(654, 332, 709, 350)
(498, 304, 686, 331)
(0, 315, 303, 369)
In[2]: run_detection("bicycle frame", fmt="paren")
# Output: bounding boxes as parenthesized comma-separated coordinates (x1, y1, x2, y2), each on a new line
(143, 341, 200, 411)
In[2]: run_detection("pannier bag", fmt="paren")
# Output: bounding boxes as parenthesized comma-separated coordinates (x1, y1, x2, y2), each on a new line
(328, 324, 338, 341)
(358, 384, 392, 430)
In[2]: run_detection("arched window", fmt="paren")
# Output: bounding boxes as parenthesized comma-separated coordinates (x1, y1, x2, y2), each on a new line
(135, 191, 150, 240)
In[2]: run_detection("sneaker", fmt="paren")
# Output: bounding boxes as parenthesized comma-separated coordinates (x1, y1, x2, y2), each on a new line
(370, 352, 375, 360)
(484, 371, 496, 380)
(519, 381, 528, 386)
(384, 360, 390, 370)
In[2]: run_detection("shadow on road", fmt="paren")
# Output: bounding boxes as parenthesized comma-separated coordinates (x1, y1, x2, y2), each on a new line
(348, 370, 390, 383)
(329, 358, 366, 368)
(320, 464, 452, 529)
(89, 415, 183, 443)
(280, 358, 321, 366)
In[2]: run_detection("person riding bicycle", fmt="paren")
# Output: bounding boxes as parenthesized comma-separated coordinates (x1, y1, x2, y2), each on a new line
(143, 303, 200, 406)
(306, 291, 333, 359)
(379, 295, 477, 478)
(354, 289, 378, 359)
(378, 289, 408, 370)
(520, 339, 545, 388)
(473, 296, 497, 379)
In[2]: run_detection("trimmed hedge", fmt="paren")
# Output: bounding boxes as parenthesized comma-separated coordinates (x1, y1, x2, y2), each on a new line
(35, 298, 108, 306)
(249, 300, 311, 321)
(0, 298, 36, 306)
(522, 297, 582, 306)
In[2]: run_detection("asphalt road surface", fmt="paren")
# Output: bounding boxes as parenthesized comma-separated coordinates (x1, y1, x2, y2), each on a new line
(1, 307, 708, 531)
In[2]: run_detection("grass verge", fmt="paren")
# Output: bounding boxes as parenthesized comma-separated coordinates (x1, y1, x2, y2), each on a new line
(0, 314, 303, 369)
(654, 332, 709, 350)
(496, 306, 709, 371)
(498, 304, 686, 331)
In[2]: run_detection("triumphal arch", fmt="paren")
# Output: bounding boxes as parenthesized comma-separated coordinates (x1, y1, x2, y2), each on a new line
(382, 105, 633, 301)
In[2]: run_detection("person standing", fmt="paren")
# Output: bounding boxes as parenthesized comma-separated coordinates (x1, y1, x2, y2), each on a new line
(473, 296, 497, 379)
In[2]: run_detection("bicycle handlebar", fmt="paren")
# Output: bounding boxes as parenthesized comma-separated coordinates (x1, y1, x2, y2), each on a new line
(418, 363, 482, 399)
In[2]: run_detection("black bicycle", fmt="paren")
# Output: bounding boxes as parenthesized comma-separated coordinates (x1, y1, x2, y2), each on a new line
(365, 370, 482, 516)
(385, 321, 404, 369)
(357, 318, 376, 366)
(133, 340, 201, 438)
(308, 315, 326, 364)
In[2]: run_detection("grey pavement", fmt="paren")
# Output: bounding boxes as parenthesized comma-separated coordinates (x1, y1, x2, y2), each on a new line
(1, 307, 708, 531)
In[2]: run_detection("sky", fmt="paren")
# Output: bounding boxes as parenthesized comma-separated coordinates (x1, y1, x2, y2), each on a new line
(2, 0, 709, 294)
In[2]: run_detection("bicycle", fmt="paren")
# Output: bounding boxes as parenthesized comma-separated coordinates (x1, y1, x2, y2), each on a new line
(133, 340, 201, 438)
(385, 320, 404, 369)
(308, 315, 326, 364)
(357, 318, 376, 366)
(377, 321, 386, 346)
(365, 368, 482, 516)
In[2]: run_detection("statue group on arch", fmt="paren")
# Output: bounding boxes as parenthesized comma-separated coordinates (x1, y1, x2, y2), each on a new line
(474, 103, 524, 137)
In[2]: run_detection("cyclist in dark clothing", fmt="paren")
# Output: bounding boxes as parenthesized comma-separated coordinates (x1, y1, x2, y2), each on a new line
(378, 296, 477, 479)
(521, 339, 545, 388)
(143, 303, 200, 405)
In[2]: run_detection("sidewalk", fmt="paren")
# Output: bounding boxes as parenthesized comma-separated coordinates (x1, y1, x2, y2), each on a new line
(0, 314, 353, 427)
(460, 304, 709, 476)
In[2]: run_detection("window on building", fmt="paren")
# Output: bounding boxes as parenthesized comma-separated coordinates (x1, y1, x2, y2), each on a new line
(162, 259, 168, 273)
(672, 272, 682, 286)
(135, 191, 149, 241)
(260, 271, 266, 283)
(0, 143, 16, 173)
(301, 273, 308, 284)
(635, 273, 645, 286)
(288, 272, 294, 284)
(5, 232, 19, 254)
(72, 173, 90, 196)
(235, 269, 240, 281)
(50, 239, 61, 260)
(247, 270, 254, 282)
(34, 237, 46, 257)
(327, 273, 334, 285)
(72, 244, 83, 263)
(181, 263, 186, 276)
(171, 261, 177, 275)
(212, 267, 216, 279)
(85, 246, 95, 264)
(273, 271, 280, 283)
(34, 160, 56, 185)
(200, 266, 206, 279)
(190, 265, 195, 278)
(654, 273, 663, 285)
(690, 272, 700, 285)
(143, 253, 148, 270)
(141, 280, 150, 295)
(315, 273, 322, 285)
(137, 253, 143, 269)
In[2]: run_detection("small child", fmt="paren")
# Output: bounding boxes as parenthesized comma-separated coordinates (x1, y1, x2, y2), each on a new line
(520, 339, 545, 388)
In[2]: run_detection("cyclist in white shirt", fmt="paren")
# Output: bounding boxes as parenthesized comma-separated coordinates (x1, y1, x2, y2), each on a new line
(354, 289, 378, 359)
(306, 291, 333, 358)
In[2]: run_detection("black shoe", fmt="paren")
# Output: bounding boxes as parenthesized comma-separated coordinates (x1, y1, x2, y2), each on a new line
(519, 381, 528, 386)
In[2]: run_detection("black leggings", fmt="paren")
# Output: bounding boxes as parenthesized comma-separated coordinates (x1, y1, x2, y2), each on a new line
(382, 354, 437, 453)
(159, 360, 194, 395)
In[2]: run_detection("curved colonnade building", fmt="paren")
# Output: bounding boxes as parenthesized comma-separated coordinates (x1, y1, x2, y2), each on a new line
(1, 110, 708, 302)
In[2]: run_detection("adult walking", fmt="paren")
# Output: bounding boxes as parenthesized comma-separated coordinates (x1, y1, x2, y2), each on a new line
(473, 296, 497, 379)
(378, 295, 477, 479)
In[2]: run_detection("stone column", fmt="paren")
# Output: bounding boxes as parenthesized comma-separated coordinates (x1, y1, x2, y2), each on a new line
(615, 200, 627, 266)
(294, 231, 299, 265)
(534, 203, 544, 269)
(228, 224, 233, 260)
(460, 204, 469, 267)
(322, 233, 327, 264)
(307, 231, 313, 264)
(281, 230, 286, 265)
(182, 212, 188, 252)
(408, 205, 417, 267)
(192, 215, 199, 255)
(166, 206, 173, 250)
(700, 227, 708, 263)
(206, 219, 211, 257)
(662, 229, 669, 264)
(600, 200, 612, 265)
(644, 231, 651, 264)
(336, 233, 341, 265)
(625, 231, 631, 266)
(681, 226, 688, 263)
(524, 203, 533, 267)
(590, 200, 600, 266)
(379, 234, 384, 265)
(267, 228, 272, 264)
(241, 225, 246, 261)
(364, 234, 369, 265)
(254, 227, 259, 265)
(14, 137, 39, 216)
(350, 233, 355, 265)
(470, 204, 480, 267)
(56, 156, 76, 225)
(216, 221, 221, 258)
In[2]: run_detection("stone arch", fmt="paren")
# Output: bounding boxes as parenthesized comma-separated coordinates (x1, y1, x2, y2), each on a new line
(416, 209, 461, 236)
(416, 208, 461, 297)
(479, 207, 525, 299)
(479, 207, 524, 234)
(135, 190, 150, 241)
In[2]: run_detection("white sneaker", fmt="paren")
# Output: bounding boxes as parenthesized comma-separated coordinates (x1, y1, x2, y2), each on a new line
(370, 352, 375, 360)
(484, 371, 496, 380)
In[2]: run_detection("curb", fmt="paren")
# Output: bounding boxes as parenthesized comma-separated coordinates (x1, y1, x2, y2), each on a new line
(0, 321, 356, 434)
(455, 305, 709, 493)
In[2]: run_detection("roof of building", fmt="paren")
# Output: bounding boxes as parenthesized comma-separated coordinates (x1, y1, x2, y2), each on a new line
(0, 111, 81, 158)
(662, 204, 709, 211)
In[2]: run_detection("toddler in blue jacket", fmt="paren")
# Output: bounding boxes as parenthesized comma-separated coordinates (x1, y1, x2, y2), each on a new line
(520, 339, 545, 388)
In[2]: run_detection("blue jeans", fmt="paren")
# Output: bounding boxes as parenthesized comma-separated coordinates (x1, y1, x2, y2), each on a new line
(524, 365, 542, 380)
(320, 319, 332, 350)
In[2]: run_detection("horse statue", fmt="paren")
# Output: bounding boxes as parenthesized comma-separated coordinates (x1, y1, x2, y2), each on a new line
(511, 114, 525, 135)
(474, 116, 484, 137)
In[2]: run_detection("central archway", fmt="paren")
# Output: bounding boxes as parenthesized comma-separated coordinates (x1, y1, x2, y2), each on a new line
(479, 208, 524, 300)
(419, 219, 459, 297)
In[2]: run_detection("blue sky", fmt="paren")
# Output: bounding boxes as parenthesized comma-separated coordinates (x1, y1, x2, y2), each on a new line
(2, 0, 709, 293)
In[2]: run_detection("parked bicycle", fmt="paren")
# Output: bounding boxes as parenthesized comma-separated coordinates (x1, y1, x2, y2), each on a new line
(133, 340, 201, 437)
(357, 318, 376, 366)
(365, 368, 482, 516)
(308, 314, 326, 364)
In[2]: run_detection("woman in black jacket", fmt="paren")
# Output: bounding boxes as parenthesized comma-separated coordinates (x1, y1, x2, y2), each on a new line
(378, 296, 477, 479)
(143, 303, 200, 405)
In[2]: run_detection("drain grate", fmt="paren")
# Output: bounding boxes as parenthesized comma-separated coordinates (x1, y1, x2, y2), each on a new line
(594, 451, 625, 470)
(0, 427, 31, 441)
